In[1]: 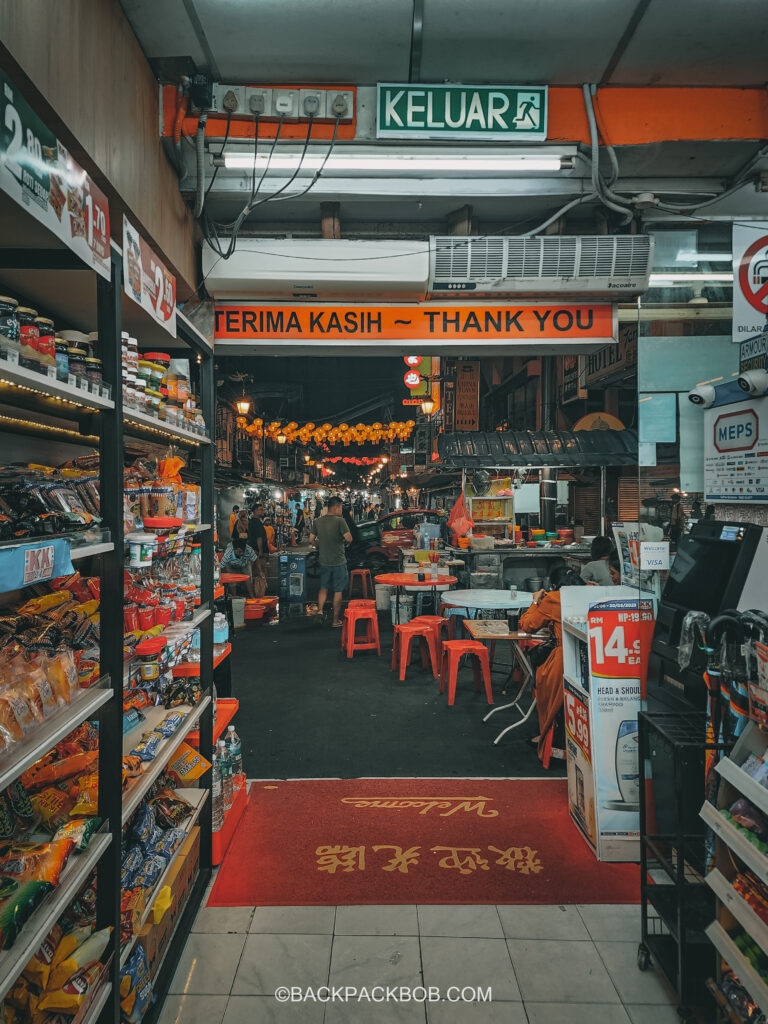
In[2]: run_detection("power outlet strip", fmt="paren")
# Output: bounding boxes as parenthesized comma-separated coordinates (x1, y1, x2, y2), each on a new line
(210, 84, 354, 121)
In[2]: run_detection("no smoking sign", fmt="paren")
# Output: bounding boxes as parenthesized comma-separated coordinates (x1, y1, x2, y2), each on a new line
(734, 224, 768, 341)
(738, 235, 768, 313)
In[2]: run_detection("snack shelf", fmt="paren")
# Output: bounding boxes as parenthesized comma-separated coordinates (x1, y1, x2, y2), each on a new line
(71, 542, 115, 560)
(123, 408, 210, 447)
(213, 644, 231, 669)
(121, 696, 211, 823)
(123, 606, 211, 685)
(0, 831, 112, 1001)
(0, 681, 112, 793)
(700, 801, 768, 886)
(707, 868, 768, 956)
(716, 757, 768, 820)
(79, 978, 112, 1024)
(213, 584, 224, 600)
(120, 787, 209, 968)
(187, 698, 239, 747)
(706, 921, 768, 1017)
(0, 357, 115, 411)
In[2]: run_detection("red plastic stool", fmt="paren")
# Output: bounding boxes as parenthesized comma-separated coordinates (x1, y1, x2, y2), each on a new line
(410, 616, 450, 671)
(439, 640, 493, 707)
(341, 604, 381, 658)
(391, 622, 439, 681)
(343, 600, 377, 644)
(349, 569, 374, 600)
(438, 603, 460, 640)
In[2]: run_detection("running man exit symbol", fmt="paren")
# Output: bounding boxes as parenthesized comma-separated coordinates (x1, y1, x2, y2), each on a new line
(514, 92, 541, 130)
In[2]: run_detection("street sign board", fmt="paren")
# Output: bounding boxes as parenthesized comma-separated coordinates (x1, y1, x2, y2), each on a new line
(376, 84, 548, 141)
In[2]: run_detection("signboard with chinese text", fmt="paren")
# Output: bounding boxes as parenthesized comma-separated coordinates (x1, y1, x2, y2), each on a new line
(0, 70, 110, 279)
(377, 84, 548, 141)
(123, 215, 177, 337)
(455, 360, 480, 431)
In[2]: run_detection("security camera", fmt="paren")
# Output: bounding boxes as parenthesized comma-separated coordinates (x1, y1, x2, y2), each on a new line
(688, 384, 716, 408)
(737, 369, 768, 396)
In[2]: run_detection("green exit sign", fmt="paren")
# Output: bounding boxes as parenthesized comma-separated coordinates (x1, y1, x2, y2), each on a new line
(376, 83, 548, 141)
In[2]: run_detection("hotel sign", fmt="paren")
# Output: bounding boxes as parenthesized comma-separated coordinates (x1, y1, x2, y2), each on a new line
(377, 84, 548, 141)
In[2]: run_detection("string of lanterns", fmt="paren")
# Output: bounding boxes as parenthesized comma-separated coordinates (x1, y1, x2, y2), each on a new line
(237, 418, 415, 445)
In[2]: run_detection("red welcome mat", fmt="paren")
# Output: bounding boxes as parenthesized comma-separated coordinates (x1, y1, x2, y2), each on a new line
(208, 778, 640, 906)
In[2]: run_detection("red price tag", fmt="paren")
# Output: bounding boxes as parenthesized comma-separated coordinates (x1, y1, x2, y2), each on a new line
(83, 181, 110, 261)
(564, 688, 591, 762)
(149, 257, 176, 323)
(588, 603, 654, 680)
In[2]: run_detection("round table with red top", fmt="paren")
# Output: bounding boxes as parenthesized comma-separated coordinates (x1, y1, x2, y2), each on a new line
(375, 572, 458, 624)
(220, 573, 251, 586)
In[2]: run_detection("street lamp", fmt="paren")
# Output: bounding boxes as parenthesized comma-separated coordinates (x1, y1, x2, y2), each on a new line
(235, 384, 251, 416)
(277, 432, 287, 445)
(421, 395, 435, 416)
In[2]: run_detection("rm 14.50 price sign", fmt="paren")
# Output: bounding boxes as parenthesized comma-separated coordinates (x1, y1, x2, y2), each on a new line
(588, 599, 655, 685)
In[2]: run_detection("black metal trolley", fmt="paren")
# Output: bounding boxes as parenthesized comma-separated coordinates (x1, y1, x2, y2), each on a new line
(638, 711, 728, 1023)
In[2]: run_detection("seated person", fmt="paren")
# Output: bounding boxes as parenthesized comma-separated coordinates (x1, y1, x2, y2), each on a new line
(609, 551, 621, 585)
(581, 535, 615, 586)
(220, 540, 258, 597)
(519, 565, 586, 769)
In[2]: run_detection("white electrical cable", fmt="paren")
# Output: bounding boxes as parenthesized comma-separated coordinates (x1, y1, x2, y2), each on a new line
(192, 111, 208, 219)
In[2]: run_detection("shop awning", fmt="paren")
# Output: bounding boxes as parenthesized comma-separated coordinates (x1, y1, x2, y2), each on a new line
(437, 430, 638, 468)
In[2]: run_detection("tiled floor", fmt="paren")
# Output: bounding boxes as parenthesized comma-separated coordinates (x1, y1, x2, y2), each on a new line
(162, 896, 680, 1024)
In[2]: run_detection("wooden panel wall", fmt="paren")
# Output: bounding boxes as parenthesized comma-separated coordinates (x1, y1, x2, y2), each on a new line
(0, 0, 197, 293)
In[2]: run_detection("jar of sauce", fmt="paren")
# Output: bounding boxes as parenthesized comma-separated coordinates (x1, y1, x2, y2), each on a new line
(34, 317, 56, 368)
(85, 357, 102, 387)
(0, 296, 19, 348)
(54, 340, 69, 382)
(67, 347, 87, 378)
(16, 307, 40, 368)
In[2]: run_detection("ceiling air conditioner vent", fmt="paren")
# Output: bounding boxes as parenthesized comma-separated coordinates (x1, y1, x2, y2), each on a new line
(428, 234, 653, 300)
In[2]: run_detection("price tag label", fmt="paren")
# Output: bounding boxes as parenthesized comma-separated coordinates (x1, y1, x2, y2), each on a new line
(68, 373, 77, 387)
(123, 215, 176, 336)
(7, 350, 19, 367)
(83, 181, 110, 262)
(588, 600, 655, 681)
(23, 544, 55, 585)
(564, 687, 591, 762)
(47, 365, 57, 380)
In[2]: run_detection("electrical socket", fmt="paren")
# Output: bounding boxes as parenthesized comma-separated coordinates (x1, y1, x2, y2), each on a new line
(272, 89, 299, 118)
(248, 89, 271, 115)
(329, 91, 354, 120)
(211, 83, 244, 115)
(300, 90, 326, 118)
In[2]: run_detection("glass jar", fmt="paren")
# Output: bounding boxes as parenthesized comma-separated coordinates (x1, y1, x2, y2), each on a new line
(124, 372, 137, 409)
(16, 307, 40, 369)
(67, 347, 87, 378)
(145, 387, 163, 417)
(0, 296, 19, 350)
(84, 357, 102, 387)
(148, 362, 166, 391)
(54, 340, 69, 382)
(133, 377, 146, 410)
(137, 359, 152, 387)
(34, 317, 56, 368)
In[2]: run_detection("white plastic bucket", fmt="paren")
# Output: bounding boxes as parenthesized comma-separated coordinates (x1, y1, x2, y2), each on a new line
(375, 584, 392, 612)
(390, 594, 414, 625)
(231, 597, 246, 629)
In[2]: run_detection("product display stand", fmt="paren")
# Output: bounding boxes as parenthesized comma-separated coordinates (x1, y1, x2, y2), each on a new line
(0, 210, 215, 1024)
(701, 719, 768, 1019)
(638, 712, 724, 1020)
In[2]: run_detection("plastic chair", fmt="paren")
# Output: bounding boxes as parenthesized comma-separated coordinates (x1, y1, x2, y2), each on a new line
(391, 622, 440, 681)
(341, 604, 381, 658)
(349, 569, 374, 600)
(410, 615, 451, 671)
(439, 640, 493, 707)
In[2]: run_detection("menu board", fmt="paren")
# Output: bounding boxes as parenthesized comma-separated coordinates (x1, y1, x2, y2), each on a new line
(0, 70, 110, 279)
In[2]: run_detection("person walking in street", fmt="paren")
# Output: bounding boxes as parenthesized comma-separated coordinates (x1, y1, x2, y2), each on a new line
(247, 503, 269, 598)
(228, 504, 240, 540)
(232, 507, 250, 544)
(295, 503, 306, 543)
(309, 495, 352, 627)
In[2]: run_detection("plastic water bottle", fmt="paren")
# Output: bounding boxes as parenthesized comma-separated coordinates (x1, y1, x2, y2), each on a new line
(211, 755, 224, 831)
(217, 739, 233, 811)
(226, 724, 243, 779)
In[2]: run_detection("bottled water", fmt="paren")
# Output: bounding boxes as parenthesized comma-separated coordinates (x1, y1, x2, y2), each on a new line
(211, 755, 224, 831)
(226, 724, 243, 778)
(217, 739, 233, 811)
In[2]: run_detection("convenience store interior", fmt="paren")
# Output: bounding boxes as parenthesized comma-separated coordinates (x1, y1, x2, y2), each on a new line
(1, 2, 768, 1024)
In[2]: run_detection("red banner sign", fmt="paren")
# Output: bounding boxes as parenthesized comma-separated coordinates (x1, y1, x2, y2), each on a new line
(588, 600, 655, 682)
(123, 216, 177, 336)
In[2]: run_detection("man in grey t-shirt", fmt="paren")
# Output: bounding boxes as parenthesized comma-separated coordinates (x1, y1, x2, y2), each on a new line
(310, 496, 352, 626)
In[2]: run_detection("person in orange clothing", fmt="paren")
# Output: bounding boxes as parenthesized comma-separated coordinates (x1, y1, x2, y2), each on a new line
(228, 504, 240, 539)
(519, 565, 587, 770)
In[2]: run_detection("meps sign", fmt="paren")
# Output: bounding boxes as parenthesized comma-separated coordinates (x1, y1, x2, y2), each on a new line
(704, 400, 768, 503)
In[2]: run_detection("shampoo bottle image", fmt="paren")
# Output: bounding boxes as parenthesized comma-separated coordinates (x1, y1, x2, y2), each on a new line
(614, 720, 640, 808)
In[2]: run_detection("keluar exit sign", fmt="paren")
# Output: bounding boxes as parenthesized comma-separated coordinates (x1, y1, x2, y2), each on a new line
(376, 84, 548, 141)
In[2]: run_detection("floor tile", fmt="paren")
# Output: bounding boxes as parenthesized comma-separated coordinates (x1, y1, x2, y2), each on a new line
(525, 1003, 631, 1024)
(158, 995, 228, 1024)
(420, 937, 520, 1002)
(249, 906, 336, 934)
(625, 1006, 683, 1024)
(221, 996, 324, 1024)
(497, 905, 590, 940)
(418, 905, 504, 938)
(507, 939, 619, 1003)
(335, 905, 419, 936)
(329, 935, 422, 989)
(232, 933, 332, 995)
(595, 941, 677, 1005)
(169, 934, 246, 994)
(324, 1000, 427, 1024)
(193, 907, 255, 933)
(427, 1002, 528, 1024)
(577, 904, 640, 942)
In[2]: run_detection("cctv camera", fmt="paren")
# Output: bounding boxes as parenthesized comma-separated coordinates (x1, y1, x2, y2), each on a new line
(737, 369, 768, 396)
(688, 384, 716, 408)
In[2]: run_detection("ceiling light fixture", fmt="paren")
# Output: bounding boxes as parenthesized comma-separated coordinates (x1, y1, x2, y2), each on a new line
(221, 152, 566, 173)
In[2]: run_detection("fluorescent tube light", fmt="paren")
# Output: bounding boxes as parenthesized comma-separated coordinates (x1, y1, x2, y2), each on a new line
(221, 152, 565, 172)
(649, 272, 733, 283)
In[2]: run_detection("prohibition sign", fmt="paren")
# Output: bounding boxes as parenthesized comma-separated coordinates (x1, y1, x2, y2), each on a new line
(738, 235, 768, 313)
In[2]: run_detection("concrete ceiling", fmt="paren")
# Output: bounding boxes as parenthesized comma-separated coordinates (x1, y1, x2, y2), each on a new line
(120, 0, 768, 86)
